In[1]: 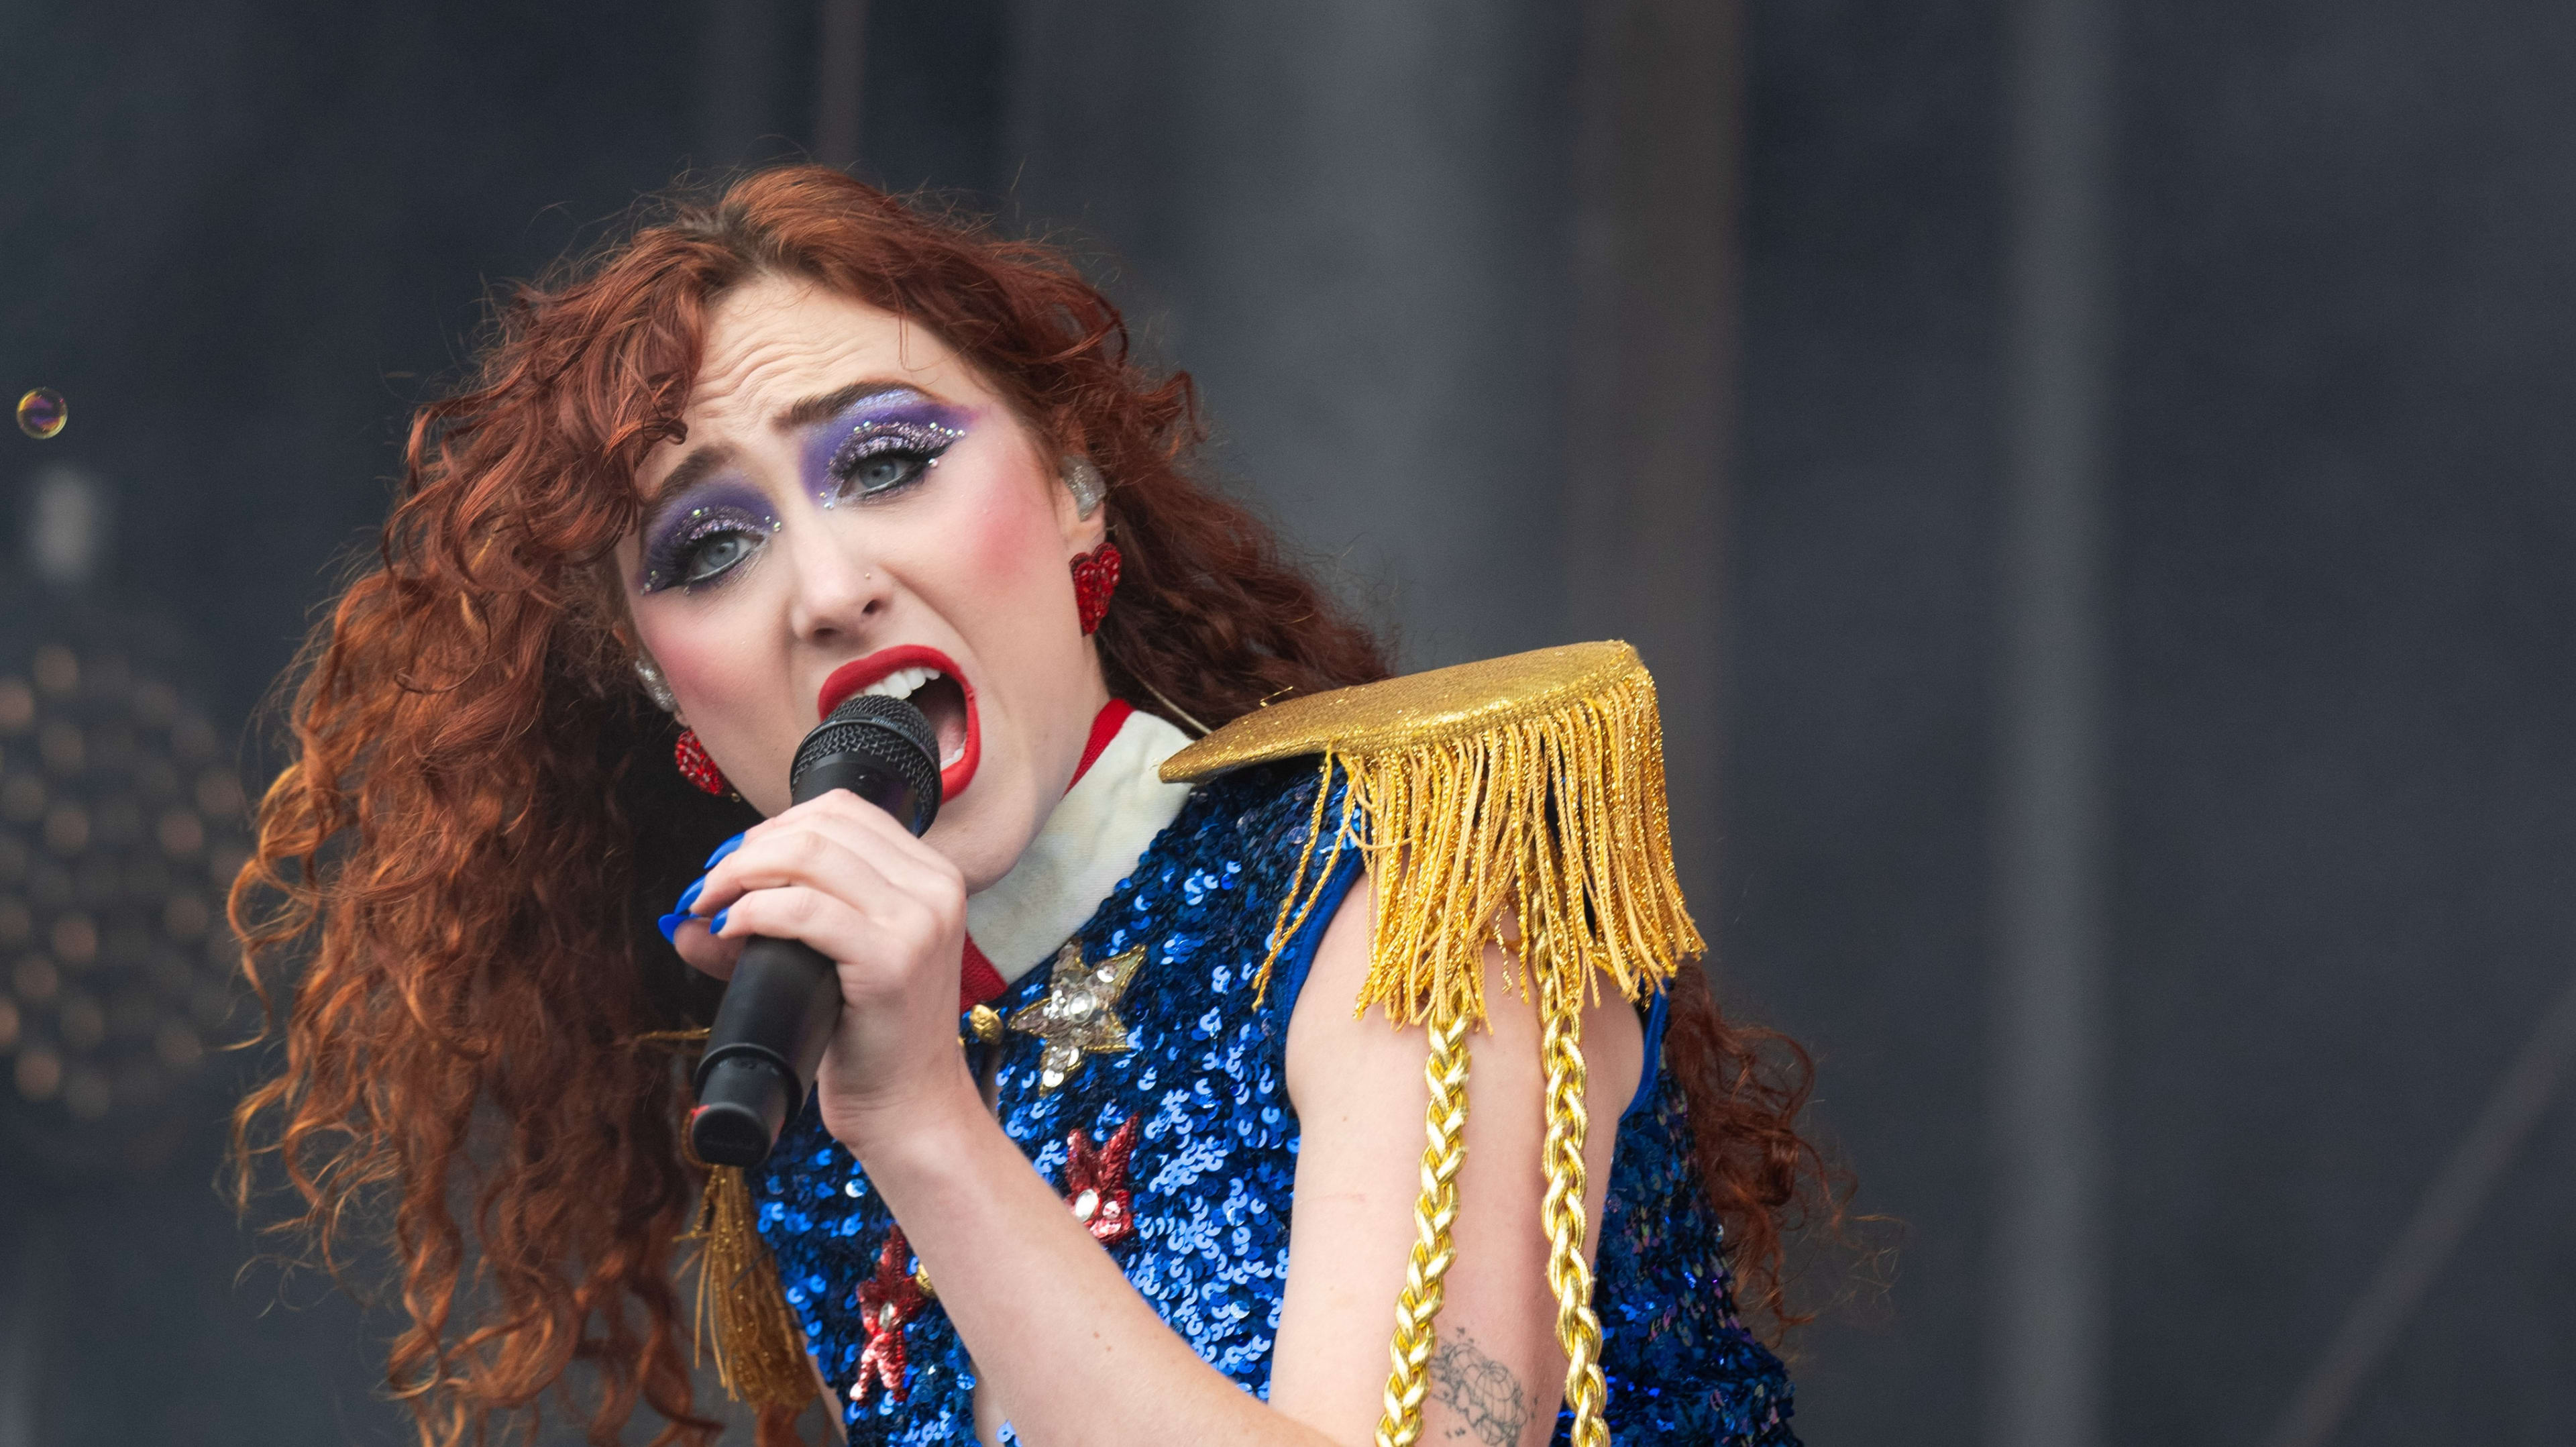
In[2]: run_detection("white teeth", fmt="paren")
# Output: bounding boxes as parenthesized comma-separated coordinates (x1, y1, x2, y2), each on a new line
(859, 666, 943, 702)
(941, 742, 965, 766)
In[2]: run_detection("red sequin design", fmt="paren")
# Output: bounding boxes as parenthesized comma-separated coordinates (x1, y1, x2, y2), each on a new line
(674, 728, 729, 796)
(1061, 1116, 1141, 1244)
(849, 1226, 927, 1406)
(1070, 542, 1122, 635)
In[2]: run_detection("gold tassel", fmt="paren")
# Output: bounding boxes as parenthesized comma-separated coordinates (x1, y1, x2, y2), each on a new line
(1162, 641, 1701, 1445)
(633, 1028, 814, 1413)
(685, 1158, 818, 1410)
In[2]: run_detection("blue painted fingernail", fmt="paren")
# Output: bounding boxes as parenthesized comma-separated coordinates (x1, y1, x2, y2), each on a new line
(710, 908, 731, 934)
(657, 910, 688, 945)
(704, 834, 744, 869)
(677, 878, 705, 913)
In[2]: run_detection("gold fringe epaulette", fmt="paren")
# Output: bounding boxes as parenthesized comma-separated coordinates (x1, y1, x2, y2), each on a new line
(1159, 639, 1705, 1026)
(1162, 640, 1703, 1446)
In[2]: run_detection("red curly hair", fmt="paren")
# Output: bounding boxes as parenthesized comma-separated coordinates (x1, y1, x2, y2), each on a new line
(231, 166, 1838, 1447)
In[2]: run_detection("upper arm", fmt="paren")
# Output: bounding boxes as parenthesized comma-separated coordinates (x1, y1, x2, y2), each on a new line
(1267, 873, 1644, 1447)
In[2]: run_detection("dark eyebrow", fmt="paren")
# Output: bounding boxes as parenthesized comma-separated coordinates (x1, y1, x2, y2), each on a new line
(644, 443, 738, 515)
(775, 380, 922, 430)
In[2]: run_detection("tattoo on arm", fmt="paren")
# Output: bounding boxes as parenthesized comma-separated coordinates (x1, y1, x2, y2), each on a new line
(1428, 1327, 1531, 1446)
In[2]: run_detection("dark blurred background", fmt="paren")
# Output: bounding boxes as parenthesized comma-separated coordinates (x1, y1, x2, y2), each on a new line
(5, 1, 2574, 1444)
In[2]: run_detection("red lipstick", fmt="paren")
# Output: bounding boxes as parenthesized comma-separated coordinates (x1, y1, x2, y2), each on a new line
(816, 645, 979, 801)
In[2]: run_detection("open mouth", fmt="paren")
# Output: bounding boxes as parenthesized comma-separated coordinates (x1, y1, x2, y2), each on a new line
(816, 646, 979, 802)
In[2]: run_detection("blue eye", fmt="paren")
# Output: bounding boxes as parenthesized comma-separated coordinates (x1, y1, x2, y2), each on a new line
(836, 445, 935, 499)
(824, 419, 962, 506)
(681, 529, 758, 584)
(640, 505, 779, 594)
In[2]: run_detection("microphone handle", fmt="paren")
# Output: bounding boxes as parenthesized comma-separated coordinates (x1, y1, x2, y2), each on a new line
(688, 741, 937, 1168)
(690, 937, 847, 1165)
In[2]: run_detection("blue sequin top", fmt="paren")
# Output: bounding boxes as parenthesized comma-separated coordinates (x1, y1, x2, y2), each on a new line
(750, 761, 1796, 1444)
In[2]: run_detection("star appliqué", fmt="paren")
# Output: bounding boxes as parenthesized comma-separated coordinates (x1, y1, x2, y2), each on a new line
(847, 1226, 926, 1407)
(1006, 940, 1147, 1090)
(1063, 1116, 1142, 1244)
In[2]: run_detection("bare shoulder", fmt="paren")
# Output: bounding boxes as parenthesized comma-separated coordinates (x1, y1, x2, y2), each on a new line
(1283, 873, 1643, 1116)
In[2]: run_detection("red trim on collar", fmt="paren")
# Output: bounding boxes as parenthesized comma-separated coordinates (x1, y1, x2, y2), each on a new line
(960, 936, 1007, 1012)
(1069, 699, 1135, 788)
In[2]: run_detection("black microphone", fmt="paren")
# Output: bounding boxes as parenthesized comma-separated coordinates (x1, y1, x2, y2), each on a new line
(689, 694, 943, 1167)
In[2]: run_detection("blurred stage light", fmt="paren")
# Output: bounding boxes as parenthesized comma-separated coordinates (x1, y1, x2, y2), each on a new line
(0, 639, 251, 1159)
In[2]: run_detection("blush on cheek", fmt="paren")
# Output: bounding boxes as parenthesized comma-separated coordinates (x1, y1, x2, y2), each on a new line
(967, 494, 1061, 602)
(639, 624, 734, 720)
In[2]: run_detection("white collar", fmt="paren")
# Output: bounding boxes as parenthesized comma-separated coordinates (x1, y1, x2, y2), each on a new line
(965, 708, 1195, 986)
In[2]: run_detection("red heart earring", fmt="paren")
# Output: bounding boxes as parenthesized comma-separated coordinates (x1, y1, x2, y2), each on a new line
(1071, 542, 1122, 635)
(636, 656, 731, 796)
(674, 728, 731, 796)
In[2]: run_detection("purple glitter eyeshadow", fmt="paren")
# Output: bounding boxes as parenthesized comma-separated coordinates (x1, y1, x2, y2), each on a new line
(802, 388, 971, 508)
(638, 480, 781, 592)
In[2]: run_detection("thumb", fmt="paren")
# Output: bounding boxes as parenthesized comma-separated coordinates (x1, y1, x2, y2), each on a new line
(673, 918, 747, 981)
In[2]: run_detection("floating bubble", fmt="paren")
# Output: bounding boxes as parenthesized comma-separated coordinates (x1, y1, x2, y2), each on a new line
(15, 388, 66, 439)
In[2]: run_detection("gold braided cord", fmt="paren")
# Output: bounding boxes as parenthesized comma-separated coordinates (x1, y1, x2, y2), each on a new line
(1541, 969, 1609, 1446)
(1373, 1014, 1472, 1447)
(684, 1158, 816, 1409)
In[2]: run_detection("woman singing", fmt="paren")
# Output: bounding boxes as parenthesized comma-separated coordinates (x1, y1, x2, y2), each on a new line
(235, 166, 1834, 1447)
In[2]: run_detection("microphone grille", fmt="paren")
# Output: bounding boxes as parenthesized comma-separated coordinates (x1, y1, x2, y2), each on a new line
(790, 694, 941, 810)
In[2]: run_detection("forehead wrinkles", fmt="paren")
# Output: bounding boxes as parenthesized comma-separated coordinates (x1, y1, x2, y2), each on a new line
(694, 283, 963, 415)
(637, 282, 1003, 498)
(688, 321, 855, 421)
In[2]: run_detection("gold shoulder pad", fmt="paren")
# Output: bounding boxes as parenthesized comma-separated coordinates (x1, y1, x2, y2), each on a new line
(1165, 639, 1701, 1024)
(1159, 640, 1648, 782)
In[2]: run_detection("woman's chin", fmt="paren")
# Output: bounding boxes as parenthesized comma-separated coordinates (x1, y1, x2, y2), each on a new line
(924, 796, 1031, 894)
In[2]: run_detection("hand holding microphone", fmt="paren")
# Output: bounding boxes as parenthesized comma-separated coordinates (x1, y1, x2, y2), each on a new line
(686, 694, 947, 1167)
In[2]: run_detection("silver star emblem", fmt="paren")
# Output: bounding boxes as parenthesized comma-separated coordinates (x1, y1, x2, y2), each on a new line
(1006, 940, 1147, 1090)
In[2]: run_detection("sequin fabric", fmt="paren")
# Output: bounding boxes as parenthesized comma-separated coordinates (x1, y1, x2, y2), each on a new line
(1562, 1071, 1799, 1445)
(747, 761, 1796, 1445)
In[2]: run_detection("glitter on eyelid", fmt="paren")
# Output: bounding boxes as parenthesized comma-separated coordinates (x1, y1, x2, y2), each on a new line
(821, 417, 968, 508)
(639, 503, 780, 592)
